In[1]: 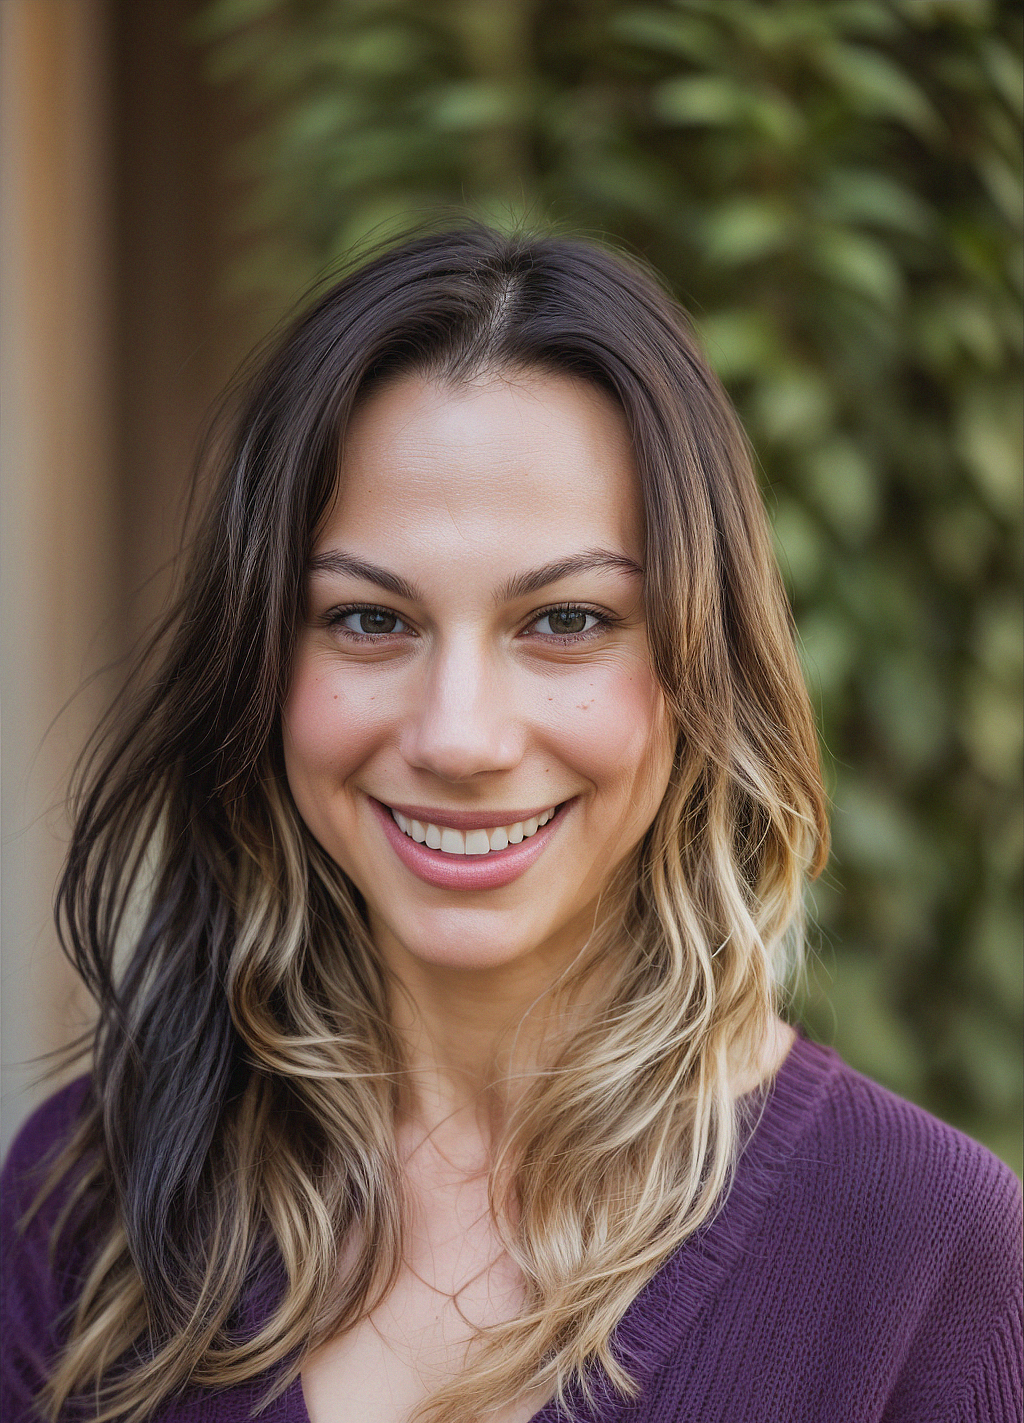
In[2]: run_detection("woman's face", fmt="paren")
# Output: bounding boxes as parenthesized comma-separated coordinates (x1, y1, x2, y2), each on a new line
(283, 370, 674, 982)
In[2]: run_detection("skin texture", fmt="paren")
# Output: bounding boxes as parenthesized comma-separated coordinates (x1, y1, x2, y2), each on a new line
(282, 370, 676, 1140)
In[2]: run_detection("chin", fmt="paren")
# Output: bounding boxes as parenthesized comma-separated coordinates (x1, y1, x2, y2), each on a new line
(376, 908, 554, 974)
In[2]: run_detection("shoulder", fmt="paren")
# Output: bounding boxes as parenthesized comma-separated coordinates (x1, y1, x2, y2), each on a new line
(1, 1076, 97, 1421)
(2, 1074, 93, 1206)
(1, 1072, 98, 1282)
(774, 1037, 1022, 1417)
(2, 1074, 95, 1262)
(1, 1070, 93, 1229)
(798, 1042, 1022, 1264)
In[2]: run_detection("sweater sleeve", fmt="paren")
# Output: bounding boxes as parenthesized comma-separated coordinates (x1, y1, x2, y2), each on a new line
(0, 1079, 92, 1423)
(881, 1124, 1024, 1423)
(959, 1303, 1024, 1423)
(948, 1152, 1022, 1423)
(953, 1176, 1024, 1423)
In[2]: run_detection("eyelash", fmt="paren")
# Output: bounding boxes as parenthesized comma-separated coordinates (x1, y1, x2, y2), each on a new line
(322, 602, 614, 645)
(528, 604, 612, 643)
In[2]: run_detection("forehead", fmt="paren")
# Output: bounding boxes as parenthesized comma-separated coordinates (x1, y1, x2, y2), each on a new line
(317, 371, 642, 568)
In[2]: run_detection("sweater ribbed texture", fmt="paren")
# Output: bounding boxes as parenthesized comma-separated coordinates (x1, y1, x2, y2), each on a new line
(3, 1033, 1021, 1422)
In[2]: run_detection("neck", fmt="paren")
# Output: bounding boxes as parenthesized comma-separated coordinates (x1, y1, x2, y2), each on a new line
(384, 950, 594, 1155)
(371, 918, 796, 1159)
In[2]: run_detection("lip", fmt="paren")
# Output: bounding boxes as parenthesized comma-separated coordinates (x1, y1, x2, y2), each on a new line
(381, 801, 564, 833)
(368, 796, 571, 891)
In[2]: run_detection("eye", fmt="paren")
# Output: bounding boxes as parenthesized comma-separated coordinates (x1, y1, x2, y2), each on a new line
(529, 605, 605, 638)
(329, 605, 408, 637)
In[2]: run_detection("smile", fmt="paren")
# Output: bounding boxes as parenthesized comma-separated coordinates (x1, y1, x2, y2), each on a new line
(389, 807, 557, 855)
(370, 797, 570, 891)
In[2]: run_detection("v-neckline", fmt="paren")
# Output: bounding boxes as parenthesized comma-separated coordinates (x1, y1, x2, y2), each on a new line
(281, 1030, 840, 1423)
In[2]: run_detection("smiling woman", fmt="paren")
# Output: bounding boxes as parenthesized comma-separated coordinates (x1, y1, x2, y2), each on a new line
(284, 373, 670, 955)
(2, 227, 1020, 1423)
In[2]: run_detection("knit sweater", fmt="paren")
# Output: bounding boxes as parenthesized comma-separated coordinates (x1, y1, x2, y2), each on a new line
(2, 1033, 1021, 1422)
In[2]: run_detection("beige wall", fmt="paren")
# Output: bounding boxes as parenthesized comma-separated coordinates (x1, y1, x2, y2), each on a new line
(2, 0, 118, 1152)
(1, 0, 260, 1152)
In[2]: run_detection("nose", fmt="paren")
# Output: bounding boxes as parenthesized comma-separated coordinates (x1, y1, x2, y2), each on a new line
(400, 635, 524, 782)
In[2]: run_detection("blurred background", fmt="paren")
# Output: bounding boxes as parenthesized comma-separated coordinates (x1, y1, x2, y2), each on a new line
(2, 0, 1021, 1172)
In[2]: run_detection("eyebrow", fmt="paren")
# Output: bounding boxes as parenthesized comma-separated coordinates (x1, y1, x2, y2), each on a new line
(307, 551, 423, 602)
(496, 550, 644, 603)
(306, 547, 643, 604)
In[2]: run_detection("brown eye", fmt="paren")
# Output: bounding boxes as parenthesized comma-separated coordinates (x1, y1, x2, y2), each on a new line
(534, 607, 599, 636)
(338, 608, 404, 635)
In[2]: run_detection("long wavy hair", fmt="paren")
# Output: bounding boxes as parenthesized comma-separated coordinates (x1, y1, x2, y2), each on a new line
(35, 225, 828, 1422)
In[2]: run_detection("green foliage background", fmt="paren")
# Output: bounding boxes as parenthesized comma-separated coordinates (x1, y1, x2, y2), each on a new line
(196, 0, 1023, 1171)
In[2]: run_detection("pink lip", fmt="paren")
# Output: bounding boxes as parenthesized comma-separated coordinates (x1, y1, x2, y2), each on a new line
(368, 797, 570, 891)
(382, 801, 562, 832)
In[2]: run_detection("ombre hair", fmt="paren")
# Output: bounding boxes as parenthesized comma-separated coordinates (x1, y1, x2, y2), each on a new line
(36, 225, 828, 1422)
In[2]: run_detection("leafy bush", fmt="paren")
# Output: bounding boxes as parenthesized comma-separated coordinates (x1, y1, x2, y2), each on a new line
(197, 0, 1023, 1170)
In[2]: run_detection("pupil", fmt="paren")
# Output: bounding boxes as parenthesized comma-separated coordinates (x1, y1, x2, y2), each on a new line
(551, 609, 586, 634)
(361, 610, 396, 634)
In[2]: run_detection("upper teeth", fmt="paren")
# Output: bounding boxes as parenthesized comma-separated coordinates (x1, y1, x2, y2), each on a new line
(390, 807, 557, 854)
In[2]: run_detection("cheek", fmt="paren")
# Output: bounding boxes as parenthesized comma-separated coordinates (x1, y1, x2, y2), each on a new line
(544, 658, 672, 797)
(281, 659, 388, 793)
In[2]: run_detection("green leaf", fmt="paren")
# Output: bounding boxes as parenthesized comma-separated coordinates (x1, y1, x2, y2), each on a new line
(278, 92, 362, 153)
(567, 154, 672, 218)
(772, 496, 828, 598)
(424, 82, 529, 133)
(961, 673, 1024, 784)
(824, 951, 927, 1096)
(699, 198, 795, 264)
(925, 503, 994, 581)
(340, 25, 426, 79)
(955, 385, 1024, 519)
(896, 0, 994, 31)
(812, 227, 904, 306)
(943, 1010, 1023, 1118)
(800, 438, 880, 542)
(864, 652, 950, 770)
(652, 73, 805, 144)
(829, 1, 901, 40)
(753, 367, 834, 444)
(797, 605, 860, 696)
(914, 291, 1006, 371)
(976, 151, 1024, 230)
(981, 36, 1024, 119)
(652, 74, 750, 126)
(696, 309, 782, 380)
(746, 89, 808, 146)
(816, 167, 934, 238)
(970, 899, 1024, 1006)
(972, 597, 1024, 685)
(831, 776, 924, 876)
(192, 0, 280, 44)
(610, 9, 719, 62)
(814, 40, 941, 136)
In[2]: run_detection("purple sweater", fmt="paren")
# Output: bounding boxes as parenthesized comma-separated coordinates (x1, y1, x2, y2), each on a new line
(3, 1033, 1021, 1422)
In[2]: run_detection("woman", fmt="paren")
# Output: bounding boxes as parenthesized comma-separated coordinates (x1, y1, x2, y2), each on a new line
(2, 226, 1020, 1423)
